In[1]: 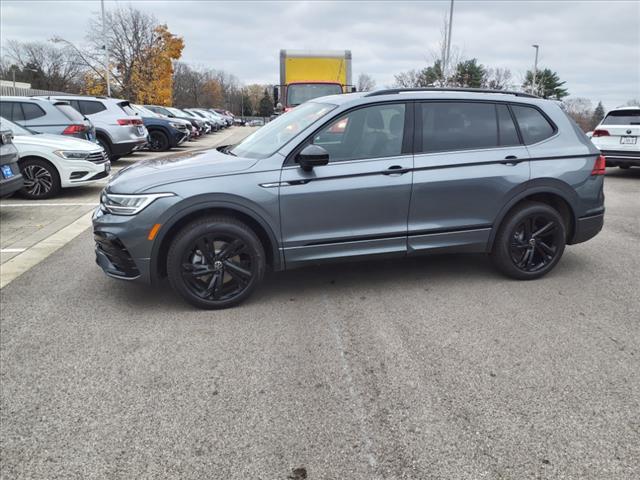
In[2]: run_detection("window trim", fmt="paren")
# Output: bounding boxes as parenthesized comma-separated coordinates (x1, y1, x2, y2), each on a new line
(284, 100, 413, 167)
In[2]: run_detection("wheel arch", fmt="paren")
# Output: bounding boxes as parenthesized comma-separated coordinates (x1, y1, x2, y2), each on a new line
(18, 154, 60, 177)
(488, 180, 579, 250)
(151, 201, 281, 281)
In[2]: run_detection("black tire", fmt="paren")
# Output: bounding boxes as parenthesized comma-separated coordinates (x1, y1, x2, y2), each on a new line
(166, 216, 265, 309)
(490, 201, 566, 280)
(148, 130, 170, 151)
(19, 158, 61, 199)
(96, 136, 116, 162)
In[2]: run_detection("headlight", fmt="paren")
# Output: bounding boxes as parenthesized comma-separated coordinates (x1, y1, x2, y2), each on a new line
(169, 122, 182, 129)
(54, 150, 90, 160)
(100, 192, 175, 215)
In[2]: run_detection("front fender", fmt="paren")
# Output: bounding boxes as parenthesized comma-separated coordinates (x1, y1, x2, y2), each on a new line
(149, 195, 282, 280)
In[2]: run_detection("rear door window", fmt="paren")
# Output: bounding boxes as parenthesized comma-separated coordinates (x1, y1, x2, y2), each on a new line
(511, 105, 555, 144)
(601, 110, 640, 125)
(419, 102, 498, 153)
(0, 102, 14, 120)
(11, 103, 25, 122)
(21, 102, 46, 121)
(79, 100, 107, 115)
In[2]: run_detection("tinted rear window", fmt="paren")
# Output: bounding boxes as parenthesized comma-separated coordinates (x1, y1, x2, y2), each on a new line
(419, 102, 498, 153)
(511, 105, 555, 144)
(602, 110, 640, 125)
(55, 103, 86, 122)
(79, 100, 107, 115)
(118, 102, 136, 115)
(21, 102, 46, 121)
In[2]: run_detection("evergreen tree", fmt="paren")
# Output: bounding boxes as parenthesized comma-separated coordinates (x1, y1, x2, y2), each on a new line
(523, 68, 568, 99)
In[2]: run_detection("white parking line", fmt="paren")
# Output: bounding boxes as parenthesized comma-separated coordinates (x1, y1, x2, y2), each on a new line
(0, 203, 99, 207)
(0, 248, 26, 253)
(0, 211, 93, 289)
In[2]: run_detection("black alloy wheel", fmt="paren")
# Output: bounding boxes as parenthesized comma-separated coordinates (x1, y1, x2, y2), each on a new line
(167, 216, 265, 309)
(19, 158, 61, 199)
(509, 214, 563, 273)
(149, 130, 170, 151)
(491, 201, 566, 280)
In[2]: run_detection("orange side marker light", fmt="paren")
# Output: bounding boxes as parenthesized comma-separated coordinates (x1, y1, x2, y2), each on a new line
(148, 223, 162, 241)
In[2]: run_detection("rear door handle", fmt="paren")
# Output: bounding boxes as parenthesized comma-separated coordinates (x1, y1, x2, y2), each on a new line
(500, 155, 523, 166)
(382, 165, 410, 175)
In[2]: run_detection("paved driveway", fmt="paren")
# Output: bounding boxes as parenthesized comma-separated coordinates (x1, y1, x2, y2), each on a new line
(1, 167, 638, 479)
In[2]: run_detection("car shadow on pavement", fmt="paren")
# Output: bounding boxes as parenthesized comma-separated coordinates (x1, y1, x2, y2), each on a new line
(605, 167, 640, 178)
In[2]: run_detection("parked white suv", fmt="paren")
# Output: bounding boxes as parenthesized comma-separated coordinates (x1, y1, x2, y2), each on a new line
(590, 106, 640, 168)
(0, 117, 110, 199)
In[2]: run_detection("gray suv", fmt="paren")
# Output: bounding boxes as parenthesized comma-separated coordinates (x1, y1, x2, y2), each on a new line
(0, 96, 96, 141)
(93, 88, 605, 309)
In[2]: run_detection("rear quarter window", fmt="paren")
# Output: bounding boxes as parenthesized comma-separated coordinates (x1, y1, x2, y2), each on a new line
(55, 103, 86, 122)
(21, 103, 46, 121)
(511, 105, 555, 144)
(79, 100, 107, 115)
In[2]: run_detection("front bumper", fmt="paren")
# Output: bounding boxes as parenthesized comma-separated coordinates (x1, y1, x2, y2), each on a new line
(0, 173, 24, 197)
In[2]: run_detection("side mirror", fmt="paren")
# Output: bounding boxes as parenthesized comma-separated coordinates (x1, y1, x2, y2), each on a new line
(168, 113, 175, 118)
(297, 144, 329, 171)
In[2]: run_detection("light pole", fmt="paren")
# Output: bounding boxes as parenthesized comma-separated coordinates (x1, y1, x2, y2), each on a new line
(101, 0, 111, 96)
(444, 0, 455, 84)
(531, 44, 539, 95)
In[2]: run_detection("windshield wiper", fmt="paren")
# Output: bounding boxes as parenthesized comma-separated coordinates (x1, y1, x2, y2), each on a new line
(218, 145, 237, 156)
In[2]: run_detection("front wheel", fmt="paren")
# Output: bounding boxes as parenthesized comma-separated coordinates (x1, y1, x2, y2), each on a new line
(19, 158, 61, 199)
(491, 202, 566, 280)
(166, 216, 265, 309)
(148, 130, 170, 151)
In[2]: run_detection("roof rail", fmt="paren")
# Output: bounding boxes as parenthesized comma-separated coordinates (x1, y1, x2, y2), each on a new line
(364, 87, 538, 98)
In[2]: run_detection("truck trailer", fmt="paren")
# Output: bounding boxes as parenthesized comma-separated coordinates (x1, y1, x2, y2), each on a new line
(275, 49, 353, 111)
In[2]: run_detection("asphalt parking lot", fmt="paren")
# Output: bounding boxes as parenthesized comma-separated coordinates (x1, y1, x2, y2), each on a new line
(1, 138, 639, 478)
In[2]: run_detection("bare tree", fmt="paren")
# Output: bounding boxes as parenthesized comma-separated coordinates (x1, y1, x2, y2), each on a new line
(3, 40, 84, 92)
(483, 67, 513, 90)
(356, 73, 376, 92)
(562, 97, 594, 131)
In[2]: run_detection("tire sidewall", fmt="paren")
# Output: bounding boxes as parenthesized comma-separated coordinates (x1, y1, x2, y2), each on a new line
(492, 203, 566, 280)
(19, 158, 61, 200)
(167, 218, 265, 309)
(149, 130, 169, 151)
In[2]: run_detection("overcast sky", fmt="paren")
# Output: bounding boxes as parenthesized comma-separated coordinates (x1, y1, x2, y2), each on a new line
(1, 0, 638, 109)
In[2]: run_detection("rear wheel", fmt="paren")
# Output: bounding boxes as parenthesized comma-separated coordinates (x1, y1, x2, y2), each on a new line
(166, 216, 265, 309)
(149, 130, 170, 151)
(491, 202, 566, 280)
(96, 137, 118, 162)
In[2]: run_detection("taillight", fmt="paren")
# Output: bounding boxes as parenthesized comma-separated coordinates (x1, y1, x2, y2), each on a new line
(62, 124, 87, 135)
(592, 129, 610, 137)
(591, 154, 606, 175)
(117, 118, 144, 126)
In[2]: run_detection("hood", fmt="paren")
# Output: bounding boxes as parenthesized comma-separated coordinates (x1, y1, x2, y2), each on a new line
(107, 147, 258, 194)
(12, 133, 102, 151)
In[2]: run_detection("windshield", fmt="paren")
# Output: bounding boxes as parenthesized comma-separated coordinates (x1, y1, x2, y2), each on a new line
(0, 116, 34, 136)
(167, 107, 185, 117)
(602, 110, 640, 125)
(287, 83, 343, 107)
(230, 102, 336, 159)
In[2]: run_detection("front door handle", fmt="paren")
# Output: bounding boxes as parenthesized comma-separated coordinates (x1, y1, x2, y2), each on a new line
(382, 165, 410, 175)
